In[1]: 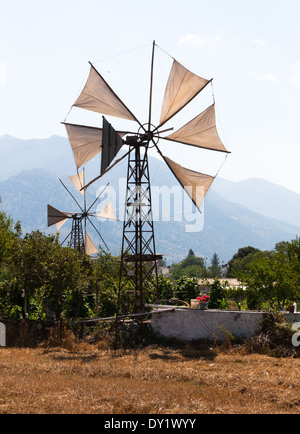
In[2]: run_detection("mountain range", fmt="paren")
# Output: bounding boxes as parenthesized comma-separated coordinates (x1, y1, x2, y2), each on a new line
(1, 134, 300, 264)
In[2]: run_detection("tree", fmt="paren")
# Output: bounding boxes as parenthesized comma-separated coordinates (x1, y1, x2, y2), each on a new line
(1, 230, 93, 320)
(174, 277, 199, 303)
(157, 275, 174, 302)
(91, 251, 120, 318)
(0, 205, 123, 321)
(208, 253, 222, 278)
(208, 279, 227, 309)
(45, 239, 92, 319)
(227, 246, 261, 277)
(169, 250, 206, 280)
(147, 275, 174, 304)
(0, 202, 20, 269)
(240, 243, 299, 310)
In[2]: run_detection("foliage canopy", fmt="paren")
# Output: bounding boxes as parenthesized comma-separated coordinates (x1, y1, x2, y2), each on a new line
(1, 201, 300, 321)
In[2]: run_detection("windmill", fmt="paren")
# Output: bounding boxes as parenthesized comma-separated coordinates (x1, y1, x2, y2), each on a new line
(47, 169, 117, 255)
(62, 41, 230, 314)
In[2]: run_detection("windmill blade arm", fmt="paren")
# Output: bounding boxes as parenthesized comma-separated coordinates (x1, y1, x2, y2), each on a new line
(88, 211, 119, 221)
(86, 183, 110, 214)
(87, 216, 109, 252)
(154, 127, 174, 135)
(81, 150, 130, 191)
(161, 136, 230, 154)
(59, 179, 84, 212)
(82, 174, 103, 192)
(61, 231, 72, 247)
(148, 41, 156, 130)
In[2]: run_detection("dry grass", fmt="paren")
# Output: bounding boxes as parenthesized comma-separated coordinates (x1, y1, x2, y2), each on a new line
(0, 343, 300, 414)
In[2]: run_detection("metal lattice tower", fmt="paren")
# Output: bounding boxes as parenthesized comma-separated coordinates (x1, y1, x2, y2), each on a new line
(69, 214, 85, 254)
(118, 135, 162, 313)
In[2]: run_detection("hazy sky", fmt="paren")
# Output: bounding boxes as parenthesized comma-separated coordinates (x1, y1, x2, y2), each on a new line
(1, 0, 300, 193)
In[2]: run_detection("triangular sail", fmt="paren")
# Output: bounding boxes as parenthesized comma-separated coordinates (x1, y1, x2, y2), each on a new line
(85, 231, 98, 255)
(101, 117, 124, 174)
(47, 205, 70, 229)
(73, 63, 138, 122)
(165, 104, 228, 153)
(64, 122, 127, 171)
(162, 156, 215, 211)
(64, 123, 103, 169)
(56, 218, 68, 231)
(96, 200, 118, 221)
(159, 60, 211, 127)
(69, 170, 85, 196)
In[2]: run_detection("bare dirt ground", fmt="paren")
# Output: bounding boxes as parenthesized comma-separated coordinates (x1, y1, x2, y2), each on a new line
(0, 344, 300, 414)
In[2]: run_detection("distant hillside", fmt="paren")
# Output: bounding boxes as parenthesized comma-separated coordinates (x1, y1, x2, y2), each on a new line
(212, 177, 300, 228)
(1, 166, 300, 265)
(0, 135, 75, 181)
(1, 134, 300, 264)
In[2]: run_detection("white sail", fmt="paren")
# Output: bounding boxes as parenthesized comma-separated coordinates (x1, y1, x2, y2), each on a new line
(56, 218, 68, 231)
(163, 156, 214, 211)
(85, 231, 98, 255)
(73, 64, 137, 121)
(64, 120, 127, 172)
(68, 170, 85, 195)
(96, 200, 118, 221)
(160, 60, 210, 126)
(165, 104, 228, 153)
(64, 123, 103, 169)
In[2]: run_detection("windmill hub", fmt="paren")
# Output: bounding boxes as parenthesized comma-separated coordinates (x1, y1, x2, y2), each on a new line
(126, 131, 157, 147)
(124, 123, 159, 147)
